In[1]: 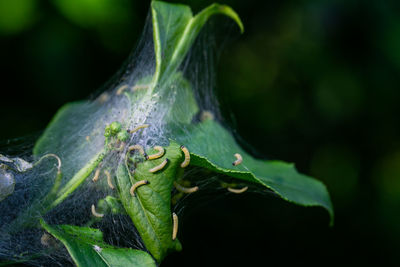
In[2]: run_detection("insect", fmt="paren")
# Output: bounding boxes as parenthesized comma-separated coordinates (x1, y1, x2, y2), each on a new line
(172, 213, 178, 240)
(92, 168, 101, 182)
(180, 146, 190, 168)
(131, 84, 149, 91)
(130, 180, 149, 197)
(147, 146, 164, 160)
(129, 124, 149, 134)
(174, 181, 198, 193)
(104, 170, 114, 190)
(116, 84, 129, 95)
(91, 204, 104, 218)
(227, 186, 248, 194)
(232, 153, 243, 166)
(149, 158, 169, 173)
(128, 145, 146, 157)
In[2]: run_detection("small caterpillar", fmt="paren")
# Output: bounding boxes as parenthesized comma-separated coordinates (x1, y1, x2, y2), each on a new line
(180, 146, 190, 168)
(116, 84, 129, 95)
(40, 233, 51, 246)
(227, 186, 248, 194)
(232, 153, 243, 166)
(129, 124, 149, 134)
(104, 170, 114, 190)
(149, 158, 169, 173)
(174, 181, 198, 193)
(172, 212, 178, 240)
(131, 84, 149, 91)
(200, 110, 214, 121)
(147, 146, 164, 160)
(92, 168, 101, 182)
(91, 204, 104, 218)
(128, 145, 146, 157)
(35, 153, 62, 174)
(130, 180, 149, 196)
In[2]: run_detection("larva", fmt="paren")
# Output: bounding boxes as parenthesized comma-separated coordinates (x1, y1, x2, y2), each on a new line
(180, 145, 190, 168)
(104, 170, 114, 190)
(116, 84, 129, 95)
(232, 153, 243, 166)
(147, 146, 164, 160)
(174, 181, 198, 193)
(91, 204, 104, 218)
(200, 110, 214, 121)
(172, 212, 178, 240)
(131, 84, 149, 91)
(128, 144, 146, 157)
(35, 153, 62, 174)
(129, 124, 149, 134)
(40, 233, 51, 246)
(92, 168, 101, 182)
(227, 186, 248, 194)
(149, 158, 169, 173)
(130, 180, 149, 196)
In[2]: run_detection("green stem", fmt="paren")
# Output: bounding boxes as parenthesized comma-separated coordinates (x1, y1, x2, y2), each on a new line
(49, 150, 105, 210)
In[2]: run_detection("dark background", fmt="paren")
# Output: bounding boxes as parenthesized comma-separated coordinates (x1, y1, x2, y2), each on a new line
(1, 0, 399, 266)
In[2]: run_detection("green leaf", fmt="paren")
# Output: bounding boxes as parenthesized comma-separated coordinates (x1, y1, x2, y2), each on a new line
(164, 72, 199, 124)
(173, 119, 334, 225)
(40, 220, 156, 267)
(151, 0, 243, 85)
(116, 141, 183, 262)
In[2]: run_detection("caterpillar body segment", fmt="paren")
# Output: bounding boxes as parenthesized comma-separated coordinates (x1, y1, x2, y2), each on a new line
(128, 145, 146, 157)
(132, 84, 149, 91)
(130, 180, 149, 197)
(104, 170, 114, 189)
(172, 213, 178, 240)
(174, 181, 198, 193)
(92, 168, 101, 182)
(232, 153, 243, 166)
(149, 158, 169, 173)
(91, 204, 104, 218)
(129, 124, 149, 134)
(147, 146, 165, 160)
(116, 84, 129, 95)
(227, 186, 248, 194)
(180, 146, 190, 168)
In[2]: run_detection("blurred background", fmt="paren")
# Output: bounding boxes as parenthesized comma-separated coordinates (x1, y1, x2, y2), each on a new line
(0, 0, 399, 266)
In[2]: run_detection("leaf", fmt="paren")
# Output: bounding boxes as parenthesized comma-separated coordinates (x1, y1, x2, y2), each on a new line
(40, 220, 156, 267)
(172, 119, 334, 225)
(151, 0, 243, 85)
(163, 72, 199, 124)
(116, 141, 183, 262)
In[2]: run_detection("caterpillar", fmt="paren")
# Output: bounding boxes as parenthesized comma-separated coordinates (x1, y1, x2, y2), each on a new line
(130, 180, 149, 197)
(128, 145, 146, 157)
(232, 153, 243, 166)
(172, 213, 178, 240)
(116, 84, 129, 95)
(104, 170, 114, 190)
(129, 124, 149, 134)
(174, 181, 198, 193)
(227, 186, 248, 194)
(34, 153, 62, 174)
(92, 168, 101, 182)
(149, 158, 169, 173)
(91, 204, 104, 218)
(180, 146, 190, 168)
(147, 146, 164, 160)
(131, 84, 149, 91)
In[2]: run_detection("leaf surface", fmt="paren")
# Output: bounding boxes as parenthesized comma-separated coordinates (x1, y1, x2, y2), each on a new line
(173, 119, 334, 224)
(40, 220, 156, 267)
(116, 141, 183, 262)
